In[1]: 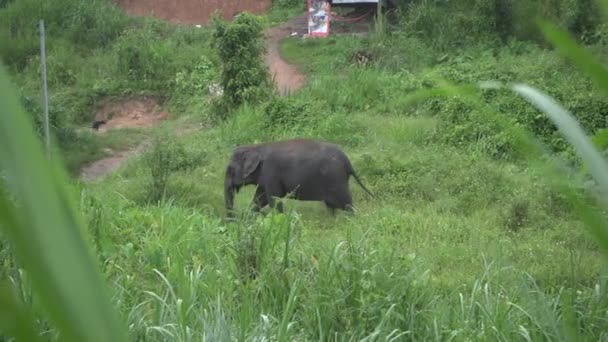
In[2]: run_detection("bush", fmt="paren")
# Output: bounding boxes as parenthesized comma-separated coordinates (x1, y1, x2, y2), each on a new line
(400, 45, 608, 160)
(262, 96, 318, 131)
(210, 11, 273, 118)
(172, 55, 217, 97)
(143, 130, 190, 203)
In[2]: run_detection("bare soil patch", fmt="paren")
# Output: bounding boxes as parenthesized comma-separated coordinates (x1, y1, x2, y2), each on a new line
(79, 96, 168, 182)
(116, 0, 271, 25)
(93, 96, 168, 133)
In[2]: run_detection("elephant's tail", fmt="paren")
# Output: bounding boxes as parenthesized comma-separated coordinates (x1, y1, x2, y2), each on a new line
(351, 171, 375, 198)
(339, 151, 375, 198)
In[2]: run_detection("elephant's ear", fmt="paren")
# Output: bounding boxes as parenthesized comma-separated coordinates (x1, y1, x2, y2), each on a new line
(243, 150, 261, 178)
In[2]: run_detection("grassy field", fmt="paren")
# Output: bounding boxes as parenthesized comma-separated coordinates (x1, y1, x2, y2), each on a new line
(2, 0, 608, 341)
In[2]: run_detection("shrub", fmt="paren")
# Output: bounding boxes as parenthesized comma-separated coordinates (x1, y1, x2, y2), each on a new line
(210, 11, 273, 118)
(262, 95, 318, 131)
(172, 55, 217, 97)
(142, 128, 209, 203)
(144, 131, 181, 203)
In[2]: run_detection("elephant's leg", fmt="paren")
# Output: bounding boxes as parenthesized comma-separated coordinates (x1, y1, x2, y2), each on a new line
(325, 203, 336, 216)
(251, 186, 268, 212)
(268, 196, 284, 213)
(325, 186, 353, 214)
(344, 204, 355, 215)
(264, 183, 285, 213)
(324, 200, 338, 216)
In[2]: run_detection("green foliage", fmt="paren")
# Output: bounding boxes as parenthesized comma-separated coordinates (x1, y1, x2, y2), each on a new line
(172, 55, 216, 96)
(113, 22, 216, 93)
(144, 134, 173, 204)
(210, 11, 273, 118)
(0, 0, 129, 69)
(143, 129, 207, 204)
(282, 33, 608, 160)
(272, 0, 302, 9)
(262, 95, 319, 131)
(395, 0, 603, 50)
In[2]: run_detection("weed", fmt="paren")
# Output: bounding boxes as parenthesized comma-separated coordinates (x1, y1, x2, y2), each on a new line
(504, 198, 531, 232)
(144, 131, 176, 203)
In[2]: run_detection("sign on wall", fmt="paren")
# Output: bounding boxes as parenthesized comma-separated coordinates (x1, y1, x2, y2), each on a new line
(307, 0, 330, 37)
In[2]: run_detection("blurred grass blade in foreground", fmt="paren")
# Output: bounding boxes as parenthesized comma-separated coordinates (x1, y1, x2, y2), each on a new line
(0, 281, 41, 342)
(508, 83, 608, 254)
(537, 18, 608, 97)
(511, 84, 608, 199)
(0, 62, 127, 341)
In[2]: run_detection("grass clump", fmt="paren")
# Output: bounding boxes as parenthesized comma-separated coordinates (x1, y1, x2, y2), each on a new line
(210, 12, 273, 121)
(142, 128, 208, 204)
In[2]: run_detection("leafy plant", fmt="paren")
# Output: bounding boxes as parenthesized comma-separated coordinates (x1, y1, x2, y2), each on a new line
(210, 11, 273, 118)
(173, 55, 216, 96)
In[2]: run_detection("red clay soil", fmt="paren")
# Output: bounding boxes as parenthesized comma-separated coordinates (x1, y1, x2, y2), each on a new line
(265, 14, 308, 95)
(115, 0, 272, 25)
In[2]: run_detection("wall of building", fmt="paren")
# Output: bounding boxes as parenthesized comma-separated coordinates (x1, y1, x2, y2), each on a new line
(116, 0, 272, 25)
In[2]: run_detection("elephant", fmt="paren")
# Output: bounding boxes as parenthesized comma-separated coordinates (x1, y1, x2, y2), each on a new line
(223, 138, 374, 218)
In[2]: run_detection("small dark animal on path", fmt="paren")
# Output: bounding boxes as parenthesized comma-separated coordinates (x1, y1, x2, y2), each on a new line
(91, 120, 107, 130)
(223, 138, 374, 218)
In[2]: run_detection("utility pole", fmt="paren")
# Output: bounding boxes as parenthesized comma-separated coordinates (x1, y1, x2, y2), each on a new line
(39, 20, 50, 159)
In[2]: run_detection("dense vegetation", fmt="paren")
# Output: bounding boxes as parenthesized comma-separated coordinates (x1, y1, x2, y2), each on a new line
(2, 0, 608, 340)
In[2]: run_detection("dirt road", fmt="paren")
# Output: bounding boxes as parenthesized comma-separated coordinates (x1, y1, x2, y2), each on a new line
(264, 14, 308, 95)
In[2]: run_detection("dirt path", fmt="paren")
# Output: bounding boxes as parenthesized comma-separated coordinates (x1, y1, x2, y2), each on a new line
(265, 14, 308, 95)
(79, 140, 151, 182)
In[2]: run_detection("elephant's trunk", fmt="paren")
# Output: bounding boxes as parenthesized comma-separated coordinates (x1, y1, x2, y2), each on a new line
(224, 177, 235, 218)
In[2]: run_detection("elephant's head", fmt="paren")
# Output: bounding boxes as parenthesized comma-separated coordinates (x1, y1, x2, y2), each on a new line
(224, 146, 262, 217)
